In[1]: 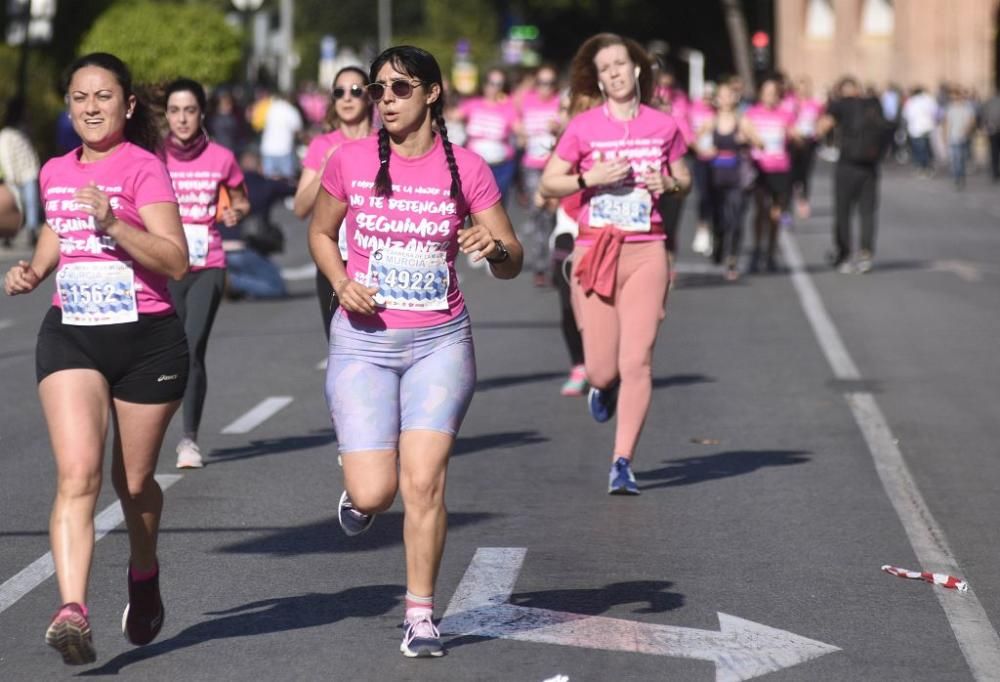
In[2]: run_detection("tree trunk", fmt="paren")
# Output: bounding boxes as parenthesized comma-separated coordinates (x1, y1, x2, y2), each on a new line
(721, 0, 755, 92)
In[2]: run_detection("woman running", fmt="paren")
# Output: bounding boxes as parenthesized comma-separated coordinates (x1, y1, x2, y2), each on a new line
(293, 66, 374, 338)
(163, 79, 249, 469)
(3, 52, 188, 665)
(308, 45, 522, 657)
(456, 67, 520, 206)
(789, 76, 824, 219)
(517, 64, 562, 286)
(744, 76, 797, 272)
(698, 81, 760, 280)
(540, 33, 690, 495)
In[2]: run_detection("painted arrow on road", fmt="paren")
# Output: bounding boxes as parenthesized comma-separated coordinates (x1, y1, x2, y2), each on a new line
(441, 548, 839, 682)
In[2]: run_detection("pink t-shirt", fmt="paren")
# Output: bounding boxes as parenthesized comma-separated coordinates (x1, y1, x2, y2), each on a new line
(519, 90, 561, 169)
(302, 129, 348, 171)
(794, 98, 825, 139)
(688, 99, 717, 158)
(746, 104, 795, 173)
(42, 142, 178, 318)
(321, 135, 501, 329)
(555, 104, 687, 242)
(656, 87, 692, 143)
(166, 141, 244, 271)
(459, 97, 518, 165)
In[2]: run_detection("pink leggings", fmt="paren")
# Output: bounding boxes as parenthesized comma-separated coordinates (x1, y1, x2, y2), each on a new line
(572, 241, 669, 459)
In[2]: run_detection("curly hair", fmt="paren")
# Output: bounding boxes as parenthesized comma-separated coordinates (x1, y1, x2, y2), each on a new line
(568, 33, 655, 108)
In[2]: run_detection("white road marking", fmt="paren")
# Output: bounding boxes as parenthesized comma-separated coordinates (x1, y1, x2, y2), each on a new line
(929, 259, 985, 283)
(0, 474, 182, 615)
(441, 548, 839, 681)
(220, 396, 294, 434)
(0, 319, 13, 331)
(316, 357, 328, 371)
(280, 263, 317, 281)
(781, 232, 1000, 680)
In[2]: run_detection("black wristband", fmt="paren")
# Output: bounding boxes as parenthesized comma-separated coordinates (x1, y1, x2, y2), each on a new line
(576, 173, 587, 190)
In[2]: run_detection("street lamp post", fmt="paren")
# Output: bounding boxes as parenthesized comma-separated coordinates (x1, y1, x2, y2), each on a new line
(231, 0, 265, 88)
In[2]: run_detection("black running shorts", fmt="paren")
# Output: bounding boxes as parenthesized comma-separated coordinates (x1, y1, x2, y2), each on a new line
(36, 306, 189, 404)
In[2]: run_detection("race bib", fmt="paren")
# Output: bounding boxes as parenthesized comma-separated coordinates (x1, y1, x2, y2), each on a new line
(526, 133, 555, 159)
(470, 138, 508, 165)
(183, 223, 210, 267)
(796, 117, 816, 137)
(57, 261, 138, 326)
(696, 131, 714, 154)
(367, 247, 450, 311)
(588, 187, 652, 232)
(761, 127, 786, 155)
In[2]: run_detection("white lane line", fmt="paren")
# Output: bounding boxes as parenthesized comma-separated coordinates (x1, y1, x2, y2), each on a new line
(781, 232, 1000, 680)
(315, 357, 328, 371)
(280, 263, 317, 281)
(0, 474, 182, 615)
(0, 319, 14, 331)
(221, 396, 294, 434)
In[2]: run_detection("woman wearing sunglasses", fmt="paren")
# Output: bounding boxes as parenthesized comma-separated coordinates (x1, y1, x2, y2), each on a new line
(163, 78, 250, 470)
(294, 66, 374, 339)
(455, 67, 521, 206)
(309, 45, 522, 658)
(540, 33, 690, 495)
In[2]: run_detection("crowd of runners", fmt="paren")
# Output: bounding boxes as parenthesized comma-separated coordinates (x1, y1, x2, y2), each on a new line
(0, 23, 969, 665)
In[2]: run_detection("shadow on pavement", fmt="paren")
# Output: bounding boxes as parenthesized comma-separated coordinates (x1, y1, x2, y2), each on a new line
(510, 580, 684, 615)
(78, 585, 403, 676)
(446, 581, 685, 652)
(652, 373, 714, 390)
(208, 429, 336, 463)
(215, 511, 496, 556)
(452, 430, 549, 456)
(476, 371, 565, 391)
(637, 449, 810, 491)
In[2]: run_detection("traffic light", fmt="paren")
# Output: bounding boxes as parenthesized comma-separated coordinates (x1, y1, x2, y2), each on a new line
(751, 31, 771, 70)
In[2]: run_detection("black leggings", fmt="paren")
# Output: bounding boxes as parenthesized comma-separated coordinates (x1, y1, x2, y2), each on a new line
(551, 233, 584, 367)
(168, 268, 225, 438)
(790, 140, 817, 200)
(710, 184, 747, 264)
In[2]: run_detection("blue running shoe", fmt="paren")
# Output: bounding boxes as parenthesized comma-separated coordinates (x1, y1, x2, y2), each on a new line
(338, 491, 374, 537)
(608, 457, 640, 495)
(588, 384, 619, 423)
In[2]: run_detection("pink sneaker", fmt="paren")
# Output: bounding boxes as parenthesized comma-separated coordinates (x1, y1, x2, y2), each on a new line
(560, 365, 588, 397)
(45, 602, 96, 665)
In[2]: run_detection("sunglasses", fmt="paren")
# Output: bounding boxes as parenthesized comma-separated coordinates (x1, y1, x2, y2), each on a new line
(333, 84, 365, 100)
(536, 79, 557, 87)
(366, 79, 424, 102)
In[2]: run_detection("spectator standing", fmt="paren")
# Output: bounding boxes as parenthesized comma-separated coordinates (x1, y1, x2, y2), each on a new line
(0, 98, 39, 241)
(942, 86, 978, 189)
(981, 89, 1000, 182)
(817, 76, 890, 274)
(902, 86, 938, 176)
(260, 91, 303, 181)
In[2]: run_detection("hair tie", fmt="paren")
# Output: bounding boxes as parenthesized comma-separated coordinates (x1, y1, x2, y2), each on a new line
(380, 158, 389, 165)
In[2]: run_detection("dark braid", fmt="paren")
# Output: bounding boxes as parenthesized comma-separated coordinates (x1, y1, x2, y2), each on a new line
(433, 110, 462, 200)
(374, 126, 393, 197)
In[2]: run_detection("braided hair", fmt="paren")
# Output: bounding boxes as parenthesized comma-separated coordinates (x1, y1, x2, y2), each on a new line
(369, 46, 462, 200)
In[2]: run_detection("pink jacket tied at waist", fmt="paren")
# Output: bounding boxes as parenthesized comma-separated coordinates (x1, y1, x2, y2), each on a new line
(574, 227, 629, 299)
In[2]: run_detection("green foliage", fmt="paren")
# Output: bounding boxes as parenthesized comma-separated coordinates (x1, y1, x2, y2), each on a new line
(78, 0, 242, 86)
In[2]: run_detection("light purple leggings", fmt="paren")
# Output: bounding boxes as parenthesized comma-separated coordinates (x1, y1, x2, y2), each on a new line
(325, 309, 477, 453)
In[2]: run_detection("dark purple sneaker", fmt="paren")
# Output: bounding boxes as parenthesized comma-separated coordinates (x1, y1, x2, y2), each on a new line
(45, 602, 96, 665)
(121, 566, 164, 646)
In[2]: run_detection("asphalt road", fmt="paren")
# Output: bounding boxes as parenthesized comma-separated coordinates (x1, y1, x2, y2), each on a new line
(1, 161, 998, 681)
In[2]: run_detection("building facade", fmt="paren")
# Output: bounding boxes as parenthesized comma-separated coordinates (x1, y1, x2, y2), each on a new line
(776, 0, 999, 95)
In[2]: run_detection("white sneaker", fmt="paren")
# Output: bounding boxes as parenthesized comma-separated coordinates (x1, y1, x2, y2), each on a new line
(691, 225, 711, 255)
(175, 438, 204, 469)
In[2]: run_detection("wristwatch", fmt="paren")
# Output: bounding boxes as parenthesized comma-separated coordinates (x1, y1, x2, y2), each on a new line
(485, 239, 510, 264)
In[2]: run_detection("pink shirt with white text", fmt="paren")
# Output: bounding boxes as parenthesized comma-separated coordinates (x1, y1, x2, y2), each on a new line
(459, 97, 518, 165)
(745, 104, 795, 173)
(166, 141, 244, 270)
(555, 104, 687, 241)
(42, 142, 178, 315)
(321, 135, 500, 328)
(519, 90, 561, 169)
